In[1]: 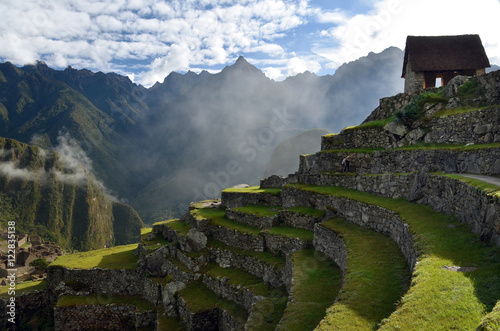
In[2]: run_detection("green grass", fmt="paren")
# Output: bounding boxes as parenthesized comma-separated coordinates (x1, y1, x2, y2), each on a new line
(343, 116, 395, 131)
(478, 301, 500, 331)
(247, 296, 288, 331)
(157, 315, 186, 331)
(208, 239, 286, 269)
(320, 147, 385, 154)
(263, 226, 314, 241)
(50, 244, 138, 269)
(56, 294, 154, 311)
(316, 217, 411, 330)
(204, 263, 285, 298)
(192, 208, 261, 236)
(440, 174, 500, 198)
(178, 280, 248, 320)
(222, 186, 282, 196)
(0, 280, 46, 297)
(432, 105, 497, 118)
(278, 249, 343, 331)
(289, 184, 500, 330)
(232, 205, 281, 217)
(394, 142, 500, 151)
(155, 219, 191, 236)
(286, 206, 326, 218)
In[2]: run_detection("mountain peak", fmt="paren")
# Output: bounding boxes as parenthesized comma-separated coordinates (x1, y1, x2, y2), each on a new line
(222, 56, 262, 75)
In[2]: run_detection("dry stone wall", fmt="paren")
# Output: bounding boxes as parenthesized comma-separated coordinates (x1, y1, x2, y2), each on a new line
(54, 304, 156, 330)
(282, 187, 417, 271)
(300, 148, 500, 176)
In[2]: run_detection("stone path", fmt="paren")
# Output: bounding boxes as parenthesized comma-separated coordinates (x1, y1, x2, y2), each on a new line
(461, 174, 500, 187)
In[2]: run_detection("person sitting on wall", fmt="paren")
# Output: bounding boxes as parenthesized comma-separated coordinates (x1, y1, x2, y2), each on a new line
(342, 155, 351, 173)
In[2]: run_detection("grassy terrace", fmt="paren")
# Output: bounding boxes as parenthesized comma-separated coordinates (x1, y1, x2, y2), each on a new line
(232, 205, 281, 217)
(263, 226, 314, 242)
(316, 217, 410, 330)
(153, 219, 191, 236)
(440, 173, 500, 198)
(192, 207, 261, 236)
(178, 280, 248, 320)
(286, 206, 326, 218)
(222, 186, 282, 196)
(56, 294, 154, 311)
(204, 262, 285, 298)
(278, 249, 343, 331)
(0, 280, 46, 297)
(50, 244, 138, 269)
(290, 184, 500, 330)
(207, 239, 286, 270)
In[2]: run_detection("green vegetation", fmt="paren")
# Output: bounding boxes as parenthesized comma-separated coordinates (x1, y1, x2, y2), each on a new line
(192, 208, 261, 236)
(56, 294, 155, 311)
(459, 79, 485, 104)
(478, 301, 500, 331)
(222, 186, 282, 196)
(178, 280, 248, 320)
(290, 184, 500, 330)
(317, 217, 410, 329)
(50, 243, 138, 269)
(232, 205, 281, 217)
(440, 174, 500, 198)
(432, 105, 496, 118)
(207, 239, 286, 269)
(279, 249, 343, 331)
(343, 116, 395, 131)
(395, 90, 448, 126)
(0, 280, 46, 297)
(29, 258, 49, 273)
(157, 315, 186, 331)
(263, 226, 314, 241)
(204, 263, 285, 298)
(246, 296, 288, 331)
(286, 206, 326, 218)
(154, 219, 191, 236)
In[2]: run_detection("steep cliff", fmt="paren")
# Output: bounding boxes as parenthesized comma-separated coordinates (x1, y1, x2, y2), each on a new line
(0, 137, 143, 250)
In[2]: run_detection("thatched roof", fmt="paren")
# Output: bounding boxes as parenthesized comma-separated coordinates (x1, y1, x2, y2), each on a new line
(402, 35, 490, 77)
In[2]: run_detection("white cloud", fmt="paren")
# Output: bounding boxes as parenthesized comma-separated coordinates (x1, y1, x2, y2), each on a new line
(315, 0, 500, 68)
(0, 0, 311, 86)
(286, 56, 321, 76)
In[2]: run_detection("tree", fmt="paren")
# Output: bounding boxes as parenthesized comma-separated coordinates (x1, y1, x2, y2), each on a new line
(29, 258, 49, 273)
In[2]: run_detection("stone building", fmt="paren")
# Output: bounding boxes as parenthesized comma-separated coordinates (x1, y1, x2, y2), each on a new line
(402, 35, 490, 93)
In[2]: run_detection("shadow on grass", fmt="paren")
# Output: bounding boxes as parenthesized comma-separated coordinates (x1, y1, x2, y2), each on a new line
(97, 249, 138, 269)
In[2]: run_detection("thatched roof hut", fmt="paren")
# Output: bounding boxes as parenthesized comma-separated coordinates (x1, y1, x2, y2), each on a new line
(402, 35, 490, 93)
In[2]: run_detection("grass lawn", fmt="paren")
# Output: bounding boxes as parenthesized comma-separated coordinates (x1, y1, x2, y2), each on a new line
(394, 142, 500, 151)
(285, 206, 326, 218)
(291, 184, 500, 330)
(154, 219, 191, 236)
(178, 280, 248, 321)
(0, 280, 46, 297)
(232, 205, 281, 217)
(222, 186, 282, 196)
(278, 249, 343, 331)
(192, 208, 261, 236)
(317, 217, 410, 330)
(50, 244, 138, 269)
(263, 226, 314, 242)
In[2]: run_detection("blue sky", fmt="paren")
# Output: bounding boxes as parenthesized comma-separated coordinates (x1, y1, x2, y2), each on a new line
(1, 0, 499, 87)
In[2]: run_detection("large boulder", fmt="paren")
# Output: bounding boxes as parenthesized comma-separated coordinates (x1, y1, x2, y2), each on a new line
(443, 75, 470, 98)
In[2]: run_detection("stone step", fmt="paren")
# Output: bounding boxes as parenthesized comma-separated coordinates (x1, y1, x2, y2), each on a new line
(221, 186, 282, 208)
(207, 239, 286, 288)
(225, 204, 281, 229)
(177, 280, 248, 331)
